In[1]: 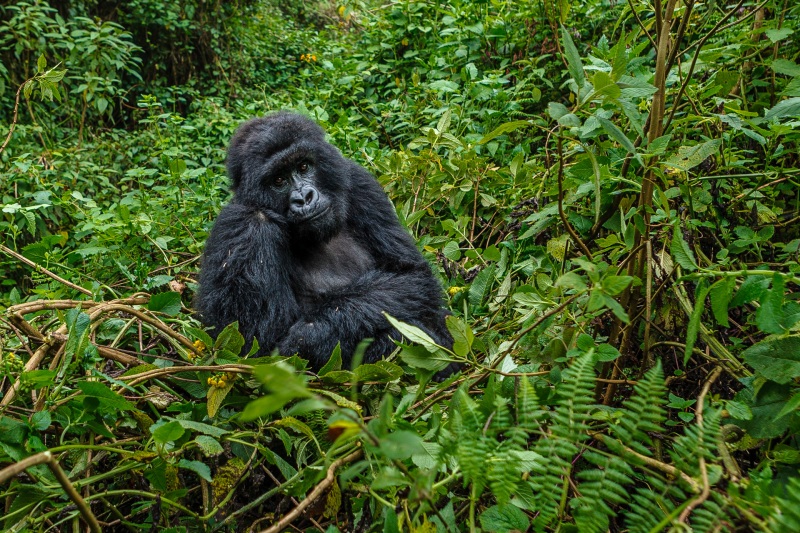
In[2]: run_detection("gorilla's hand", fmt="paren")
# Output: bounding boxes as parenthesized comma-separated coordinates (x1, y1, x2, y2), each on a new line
(197, 202, 299, 349)
(278, 320, 337, 368)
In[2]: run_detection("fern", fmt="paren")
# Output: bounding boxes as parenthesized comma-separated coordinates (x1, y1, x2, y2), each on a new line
(670, 405, 722, 475)
(691, 492, 736, 532)
(624, 478, 684, 533)
(768, 476, 800, 532)
(550, 351, 596, 442)
(452, 388, 491, 491)
(571, 451, 634, 533)
(529, 352, 597, 530)
(609, 361, 667, 456)
(516, 376, 547, 431)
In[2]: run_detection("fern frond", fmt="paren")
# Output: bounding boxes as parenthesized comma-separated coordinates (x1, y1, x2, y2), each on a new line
(624, 478, 680, 533)
(571, 451, 635, 533)
(670, 405, 722, 475)
(516, 376, 547, 431)
(551, 351, 596, 442)
(691, 492, 736, 533)
(768, 476, 800, 532)
(529, 437, 575, 530)
(609, 361, 667, 456)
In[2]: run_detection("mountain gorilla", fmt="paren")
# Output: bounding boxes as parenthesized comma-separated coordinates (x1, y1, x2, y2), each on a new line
(196, 111, 454, 374)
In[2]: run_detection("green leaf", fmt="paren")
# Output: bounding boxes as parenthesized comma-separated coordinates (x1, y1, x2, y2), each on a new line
(663, 139, 722, 171)
(178, 459, 212, 482)
(397, 344, 450, 372)
(597, 117, 639, 161)
(37, 54, 46, 73)
(765, 97, 800, 121)
(685, 280, 711, 364)
(671, 225, 698, 272)
(771, 59, 800, 77)
(194, 436, 224, 456)
(547, 102, 570, 120)
(468, 265, 496, 306)
(152, 420, 185, 444)
(148, 292, 182, 316)
(592, 71, 620, 99)
(30, 411, 51, 431)
(765, 27, 793, 43)
(319, 343, 343, 374)
(384, 314, 441, 352)
(443, 240, 461, 260)
(175, 419, 229, 437)
(477, 120, 530, 144)
(742, 336, 800, 384)
(709, 277, 735, 327)
(556, 271, 587, 291)
(214, 322, 245, 355)
(731, 276, 770, 307)
(602, 275, 634, 296)
(560, 26, 585, 88)
(379, 431, 425, 460)
(78, 381, 135, 411)
(756, 273, 787, 335)
(254, 363, 312, 399)
(446, 315, 473, 357)
(479, 504, 531, 533)
(776, 393, 800, 420)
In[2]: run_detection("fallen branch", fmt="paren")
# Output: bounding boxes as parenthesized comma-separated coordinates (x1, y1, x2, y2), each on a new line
(259, 448, 363, 533)
(0, 451, 101, 533)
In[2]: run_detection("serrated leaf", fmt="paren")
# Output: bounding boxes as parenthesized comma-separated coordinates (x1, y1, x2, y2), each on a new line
(765, 97, 800, 121)
(78, 381, 135, 411)
(206, 380, 234, 418)
(468, 265, 496, 306)
(742, 336, 800, 384)
(384, 314, 440, 351)
(478, 120, 531, 144)
(663, 139, 722, 171)
(560, 26, 585, 88)
(194, 435, 224, 456)
(319, 342, 342, 374)
(178, 459, 212, 482)
(152, 420, 185, 444)
(148, 291, 182, 316)
(709, 277, 735, 327)
(685, 280, 711, 364)
(670, 225, 698, 272)
(592, 71, 620, 99)
(479, 504, 531, 533)
(597, 117, 638, 161)
(213, 322, 245, 355)
(547, 102, 570, 120)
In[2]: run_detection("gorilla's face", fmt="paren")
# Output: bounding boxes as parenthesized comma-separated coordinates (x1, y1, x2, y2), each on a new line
(225, 112, 350, 244)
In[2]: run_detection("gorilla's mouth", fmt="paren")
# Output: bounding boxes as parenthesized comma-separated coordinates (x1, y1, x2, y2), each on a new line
(295, 205, 330, 223)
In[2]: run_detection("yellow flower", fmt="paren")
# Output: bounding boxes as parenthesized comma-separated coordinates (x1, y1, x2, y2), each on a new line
(448, 286, 465, 296)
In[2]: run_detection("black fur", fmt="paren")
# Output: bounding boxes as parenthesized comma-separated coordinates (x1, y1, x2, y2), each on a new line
(196, 112, 453, 372)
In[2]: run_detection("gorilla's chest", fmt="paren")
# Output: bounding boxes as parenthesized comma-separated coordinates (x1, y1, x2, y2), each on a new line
(291, 233, 374, 305)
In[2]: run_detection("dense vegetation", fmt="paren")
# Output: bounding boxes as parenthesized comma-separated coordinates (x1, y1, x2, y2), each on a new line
(1, 0, 800, 531)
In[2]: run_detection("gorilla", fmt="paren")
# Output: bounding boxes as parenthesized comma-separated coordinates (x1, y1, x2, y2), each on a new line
(196, 111, 454, 373)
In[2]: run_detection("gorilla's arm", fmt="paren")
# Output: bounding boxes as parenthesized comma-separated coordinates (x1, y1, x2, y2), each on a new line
(196, 203, 300, 349)
(278, 163, 451, 368)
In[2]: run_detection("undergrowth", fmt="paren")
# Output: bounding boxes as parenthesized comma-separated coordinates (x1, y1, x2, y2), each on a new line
(1, 0, 800, 531)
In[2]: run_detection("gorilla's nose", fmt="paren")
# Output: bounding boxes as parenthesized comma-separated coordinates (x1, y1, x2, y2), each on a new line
(290, 185, 319, 211)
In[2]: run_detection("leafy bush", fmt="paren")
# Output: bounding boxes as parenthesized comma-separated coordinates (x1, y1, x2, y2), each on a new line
(1, 0, 800, 531)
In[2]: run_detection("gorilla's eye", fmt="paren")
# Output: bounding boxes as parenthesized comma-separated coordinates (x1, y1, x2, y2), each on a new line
(274, 176, 286, 186)
(298, 162, 309, 172)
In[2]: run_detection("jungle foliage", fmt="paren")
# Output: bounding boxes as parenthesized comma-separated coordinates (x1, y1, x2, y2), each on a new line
(1, 0, 800, 531)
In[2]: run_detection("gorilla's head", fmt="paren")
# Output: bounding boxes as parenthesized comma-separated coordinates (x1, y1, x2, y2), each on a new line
(226, 112, 350, 244)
